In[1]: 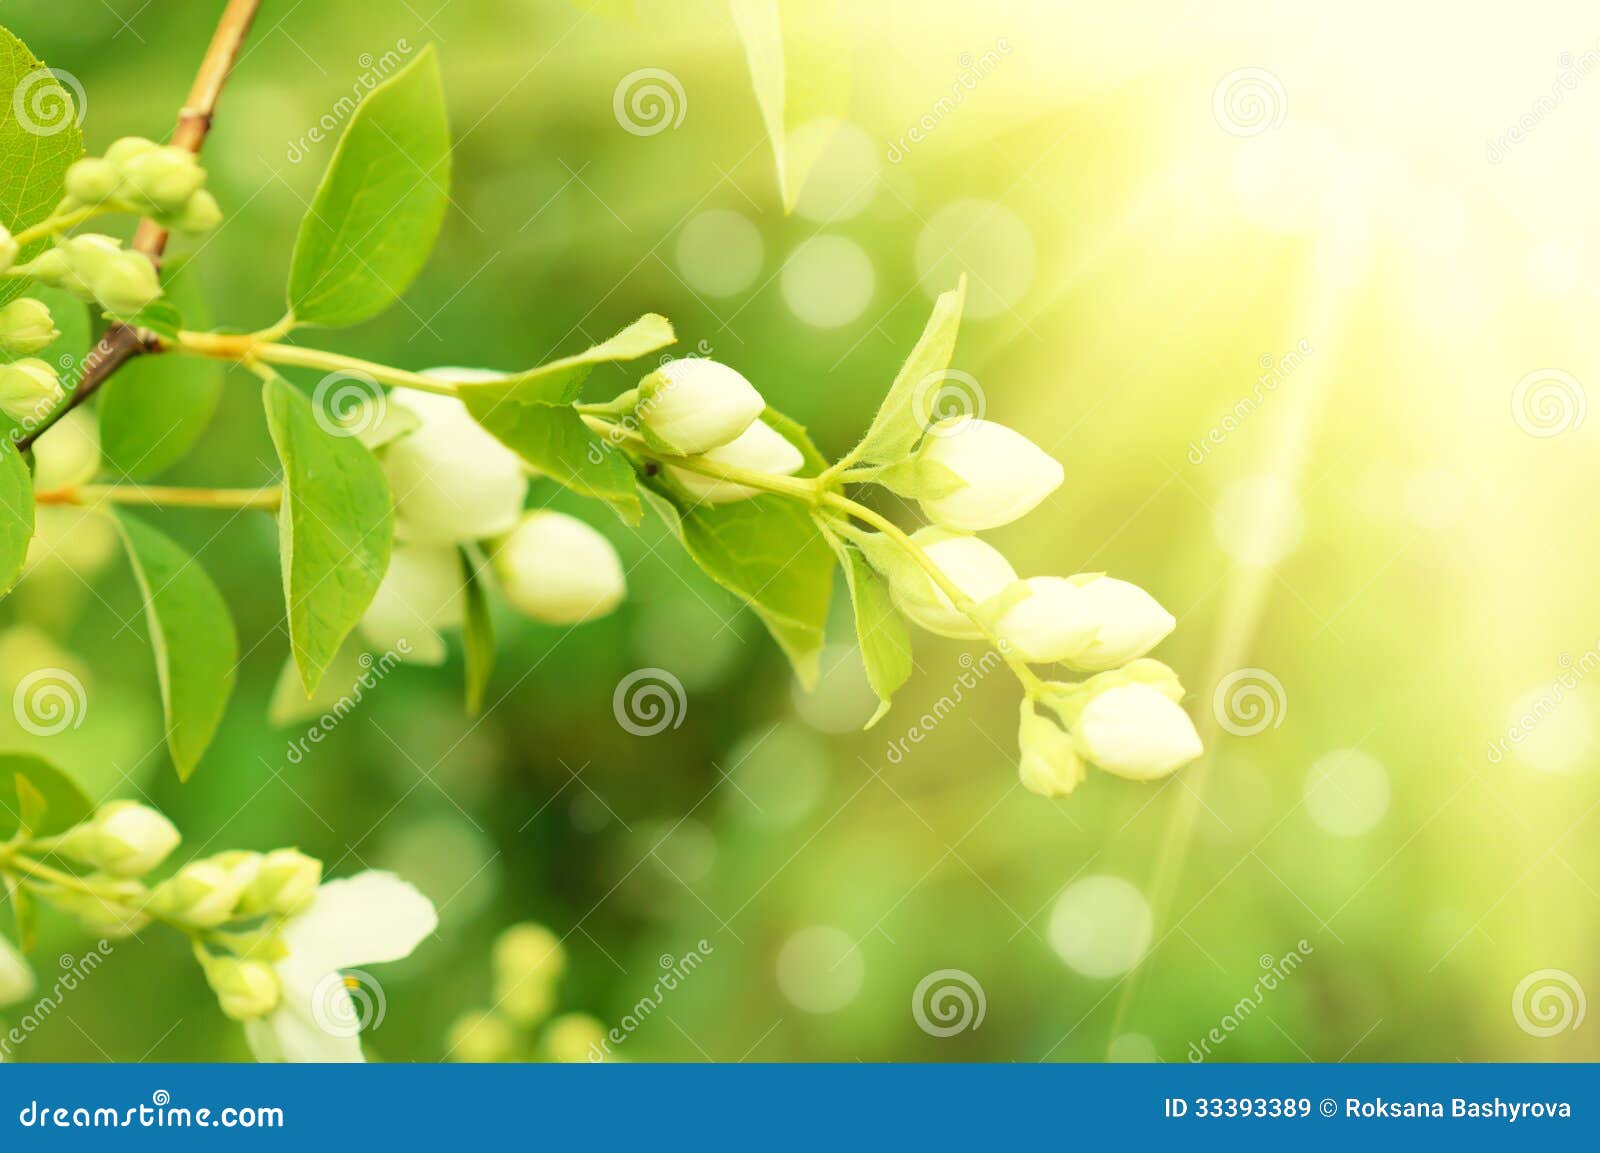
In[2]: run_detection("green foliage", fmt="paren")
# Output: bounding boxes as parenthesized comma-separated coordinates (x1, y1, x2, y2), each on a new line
(287, 46, 450, 327)
(115, 511, 238, 780)
(97, 262, 223, 478)
(0, 439, 31, 595)
(0, 753, 91, 839)
(730, 0, 851, 213)
(0, 26, 83, 307)
(467, 398, 641, 525)
(447, 314, 675, 405)
(827, 534, 912, 727)
(460, 547, 494, 716)
(263, 372, 394, 694)
(845, 276, 966, 468)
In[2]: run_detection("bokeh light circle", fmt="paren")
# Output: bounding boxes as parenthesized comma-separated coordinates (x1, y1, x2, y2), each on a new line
(1303, 749, 1390, 836)
(781, 236, 875, 328)
(915, 199, 1035, 319)
(675, 209, 764, 297)
(1049, 875, 1153, 979)
(791, 120, 880, 222)
(776, 926, 865, 1013)
(1213, 474, 1304, 567)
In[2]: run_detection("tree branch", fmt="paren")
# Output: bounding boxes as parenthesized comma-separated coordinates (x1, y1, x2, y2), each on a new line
(16, 0, 261, 453)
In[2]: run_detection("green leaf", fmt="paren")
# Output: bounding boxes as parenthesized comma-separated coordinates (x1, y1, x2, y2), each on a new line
(0, 754, 91, 840)
(263, 372, 394, 694)
(730, 0, 851, 213)
(13, 774, 47, 838)
(466, 397, 641, 525)
(0, 440, 33, 596)
(0, 26, 83, 308)
(845, 276, 966, 467)
(824, 531, 912, 727)
(115, 511, 238, 780)
(97, 261, 222, 478)
(446, 314, 675, 405)
(117, 298, 184, 341)
(460, 547, 493, 716)
(9, 877, 38, 952)
(287, 45, 450, 327)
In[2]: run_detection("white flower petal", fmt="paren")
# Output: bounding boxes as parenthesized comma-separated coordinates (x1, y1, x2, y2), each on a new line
(891, 527, 1017, 639)
(359, 543, 464, 665)
(919, 419, 1063, 531)
(0, 936, 35, 1006)
(382, 385, 528, 544)
(278, 871, 438, 985)
(244, 976, 364, 1064)
(665, 419, 804, 504)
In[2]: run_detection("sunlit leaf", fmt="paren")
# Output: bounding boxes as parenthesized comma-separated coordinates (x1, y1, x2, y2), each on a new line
(0, 441, 33, 597)
(288, 45, 450, 327)
(0, 26, 83, 307)
(446, 314, 674, 405)
(845, 276, 966, 467)
(466, 398, 641, 525)
(263, 372, 394, 694)
(115, 511, 238, 780)
(0, 754, 90, 839)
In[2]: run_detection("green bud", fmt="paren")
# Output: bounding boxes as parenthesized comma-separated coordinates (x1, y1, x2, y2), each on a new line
(446, 1011, 517, 1062)
(59, 235, 161, 316)
(201, 954, 280, 1021)
(50, 875, 150, 938)
(493, 922, 565, 989)
(57, 800, 181, 877)
(120, 146, 205, 212)
(1017, 700, 1086, 798)
(162, 188, 222, 233)
(103, 136, 160, 167)
(147, 860, 245, 927)
(543, 1013, 609, 1063)
(211, 849, 264, 891)
(0, 225, 16, 274)
(499, 980, 556, 1027)
(64, 157, 122, 204)
(16, 248, 86, 298)
(0, 297, 60, 355)
(238, 848, 322, 916)
(0, 358, 63, 425)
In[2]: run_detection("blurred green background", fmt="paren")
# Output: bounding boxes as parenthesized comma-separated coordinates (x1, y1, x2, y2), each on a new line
(3, 0, 1598, 1061)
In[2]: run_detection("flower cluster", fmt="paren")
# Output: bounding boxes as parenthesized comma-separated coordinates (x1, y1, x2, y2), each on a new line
(62, 137, 222, 234)
(359, 379, 627, 663)
(445, 922, 608, 1062)
(0, 798, 435, 1062)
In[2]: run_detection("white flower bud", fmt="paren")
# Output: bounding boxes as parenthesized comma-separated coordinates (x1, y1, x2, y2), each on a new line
(148, 859, 246, 928)
(637, 358, 764, 454)
(0, 936, 35, 1007)
(202, 955, 281, 1021)
(916, 418, 1063, 531)
(447, 1011, 518, 1062)
(0, 225, 16, 273)
(64, 157, 121, 204)
(59, 234, 161, 315)
(664, 418, 803, 503)
(1074, 683, 1202, 780)
(995, 576, 1100, 664)
(164, 188, 222, 233)
(1069, 576, 1176, 670)
(1017, 701, 1086, 797)
(103, 136, 159, 168)
(889, 526, 1016, 639)
(30, 409, 101, 490)
(239, 848, 322, 917)
(491, 511, 625, 625)
(0, 297, 60, 355)
(120, 146, 206, 212)
(59, 800, 181, 877)
(0, 358, 62, 424)
(382, 383, 528, 544)
(360, 543, 464, 665)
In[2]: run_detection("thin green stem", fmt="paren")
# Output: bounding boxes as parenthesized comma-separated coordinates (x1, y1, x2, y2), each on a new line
(582, 415, 824, 501)
(171, 331, 459, 396)
(34, 483, 281, 511)
(9, 203, 110, 248)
